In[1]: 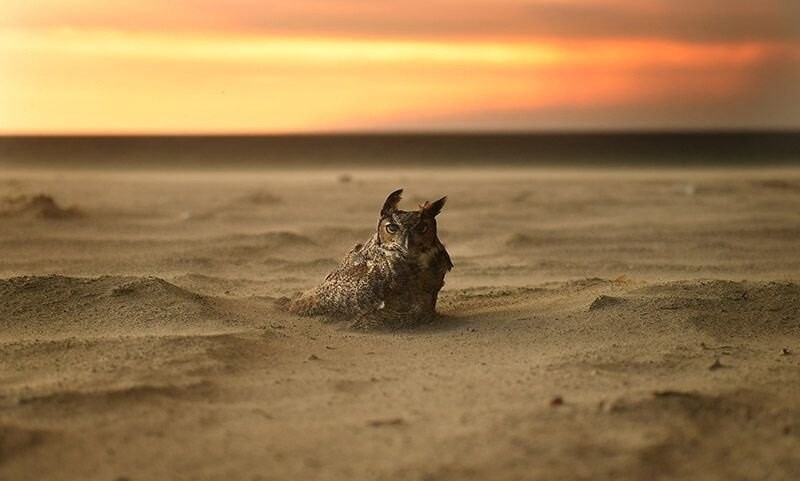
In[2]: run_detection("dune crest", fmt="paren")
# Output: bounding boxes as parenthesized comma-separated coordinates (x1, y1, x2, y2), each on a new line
(0, 275, 268, 340)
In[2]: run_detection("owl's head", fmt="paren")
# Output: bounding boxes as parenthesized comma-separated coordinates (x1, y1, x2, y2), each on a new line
(376, 188, 446, 255)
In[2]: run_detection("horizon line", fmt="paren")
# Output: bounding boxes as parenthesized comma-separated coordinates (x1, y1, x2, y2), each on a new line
(2, 128, 800, 138)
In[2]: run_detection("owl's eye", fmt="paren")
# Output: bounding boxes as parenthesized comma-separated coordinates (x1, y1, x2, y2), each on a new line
(416, 224, 428, 233)
(385, 223, 399, 234)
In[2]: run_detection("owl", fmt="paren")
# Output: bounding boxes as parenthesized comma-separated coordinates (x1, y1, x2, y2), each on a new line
(288, 189, 453, 329)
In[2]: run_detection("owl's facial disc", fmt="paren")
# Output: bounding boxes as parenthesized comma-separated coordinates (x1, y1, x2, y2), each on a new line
(378, 212, 437, 255)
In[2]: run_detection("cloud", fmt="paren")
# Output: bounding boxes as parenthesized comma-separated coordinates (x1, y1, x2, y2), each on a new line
(516, 0, 800, 43)
(364, 93, 800, 132)
(2, 1, 799, 42)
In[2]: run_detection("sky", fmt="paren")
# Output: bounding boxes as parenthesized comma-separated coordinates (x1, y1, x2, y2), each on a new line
(1, 0, 799, 134)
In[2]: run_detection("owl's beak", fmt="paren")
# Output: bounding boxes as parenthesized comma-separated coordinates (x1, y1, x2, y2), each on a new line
(393, 233, 409, 255)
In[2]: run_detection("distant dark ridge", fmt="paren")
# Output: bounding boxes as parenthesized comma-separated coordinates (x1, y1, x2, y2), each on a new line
(1, 131, 799, 169)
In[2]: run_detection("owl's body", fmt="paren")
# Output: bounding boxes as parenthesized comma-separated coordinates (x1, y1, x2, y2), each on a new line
(288, 189, 452, 329)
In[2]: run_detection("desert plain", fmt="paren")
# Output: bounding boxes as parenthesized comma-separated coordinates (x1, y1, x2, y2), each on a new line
(1, 167, 799, 480)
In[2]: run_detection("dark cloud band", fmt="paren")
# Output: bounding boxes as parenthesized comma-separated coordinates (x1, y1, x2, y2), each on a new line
(3, 0, 799, 43)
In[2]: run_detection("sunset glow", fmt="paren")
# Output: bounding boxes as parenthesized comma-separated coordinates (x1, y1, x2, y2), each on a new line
(1, 1, 798, 133)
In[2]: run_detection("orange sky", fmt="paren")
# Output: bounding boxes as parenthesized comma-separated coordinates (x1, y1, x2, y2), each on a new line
(1, 0, 799, 133)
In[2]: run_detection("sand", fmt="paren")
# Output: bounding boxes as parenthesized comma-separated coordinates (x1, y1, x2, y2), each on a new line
(1, 167, 799, 480)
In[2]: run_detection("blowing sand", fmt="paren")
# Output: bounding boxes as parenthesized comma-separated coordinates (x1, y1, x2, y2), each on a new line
(1, 168, 799, 480)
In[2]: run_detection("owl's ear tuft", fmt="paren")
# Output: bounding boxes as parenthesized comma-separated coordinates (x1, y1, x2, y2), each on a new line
(381, 188, 403, 217)
(421, 196, 447, 217)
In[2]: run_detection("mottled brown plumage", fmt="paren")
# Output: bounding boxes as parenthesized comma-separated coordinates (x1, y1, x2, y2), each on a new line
(288, 189, 452, 329)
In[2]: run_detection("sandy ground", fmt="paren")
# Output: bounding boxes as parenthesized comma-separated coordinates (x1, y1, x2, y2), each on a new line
(1, 167, 799, 480)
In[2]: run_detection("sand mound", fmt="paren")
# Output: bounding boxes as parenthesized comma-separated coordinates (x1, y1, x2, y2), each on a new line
(180, 191, 282, 221)
(0, 194, 81, 219)
(0, 275, 245, 340)
(440, 286, 550, 314)
(412, 386, 800, 481)
(588, 280, 800, 338)
(307, 226, 373, 245)
(170, 273, 264, 297)
(17, 380, 216, 408)
(229, 231, 315, 247)
(602, 389, 800, 479)
(504, 232, 553, 249)
(239, 190, 281, 205)
(610, 389, 759, 420)
(0, 424, 48, 462)
(756, 179, 800, 192)
(214, 231, 316, 254)
(0, 332, 274, 411)
(183, 232, 319, 267)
